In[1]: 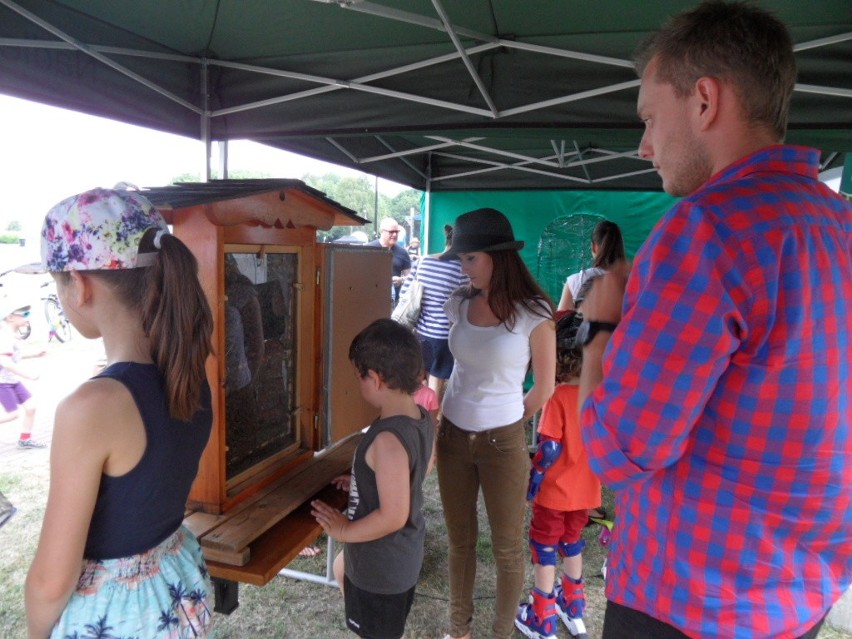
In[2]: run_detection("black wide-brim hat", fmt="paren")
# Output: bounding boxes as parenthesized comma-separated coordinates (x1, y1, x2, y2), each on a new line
(439, 207, 524, 260)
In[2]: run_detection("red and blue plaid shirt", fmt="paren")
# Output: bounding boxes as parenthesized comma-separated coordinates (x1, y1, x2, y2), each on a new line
(582, 146, 852, 639)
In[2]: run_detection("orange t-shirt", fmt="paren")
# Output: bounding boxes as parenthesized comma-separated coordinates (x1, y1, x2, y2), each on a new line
(535, 383, 601, 512)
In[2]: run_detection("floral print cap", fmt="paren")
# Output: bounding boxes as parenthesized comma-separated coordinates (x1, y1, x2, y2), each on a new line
(41, 188, 169, 272)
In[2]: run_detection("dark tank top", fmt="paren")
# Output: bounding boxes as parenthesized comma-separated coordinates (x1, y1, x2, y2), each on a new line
(344, 407, 434, 594)
(83, 362, 212, 559)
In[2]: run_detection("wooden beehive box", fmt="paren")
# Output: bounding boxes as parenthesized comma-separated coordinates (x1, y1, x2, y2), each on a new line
(143, 180, 391, 584)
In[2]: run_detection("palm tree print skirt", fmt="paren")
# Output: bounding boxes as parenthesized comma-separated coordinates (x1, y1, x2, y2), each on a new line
(50, 527, 215, 639)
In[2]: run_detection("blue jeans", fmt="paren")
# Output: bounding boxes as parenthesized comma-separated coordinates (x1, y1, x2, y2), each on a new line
(437, 417, 530, 639)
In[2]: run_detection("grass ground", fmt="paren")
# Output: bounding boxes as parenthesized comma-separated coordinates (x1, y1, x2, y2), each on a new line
(1, 335, 850, 638)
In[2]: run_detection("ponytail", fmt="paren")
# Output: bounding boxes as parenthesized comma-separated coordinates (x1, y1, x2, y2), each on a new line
(140, 231, 213, 421)
(592, 220, 626, 269)
(81, 231, 213, 421)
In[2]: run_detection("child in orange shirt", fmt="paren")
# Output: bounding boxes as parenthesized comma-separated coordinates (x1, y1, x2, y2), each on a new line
(516, 311, 602, 639)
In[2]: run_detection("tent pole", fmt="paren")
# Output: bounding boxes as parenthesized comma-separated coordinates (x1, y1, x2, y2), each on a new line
(201, 60, 211, 182)
(423, 153, 433, 254)
(373, 175, 379, 233)
(218, 141, 229, 180)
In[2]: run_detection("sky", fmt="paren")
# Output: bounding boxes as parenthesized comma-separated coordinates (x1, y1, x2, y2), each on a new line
(0, 93, 408, 247)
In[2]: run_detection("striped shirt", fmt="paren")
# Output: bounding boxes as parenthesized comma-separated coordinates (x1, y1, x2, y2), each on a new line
(399, 256, 468, 339)
(582, 146, 852, 639)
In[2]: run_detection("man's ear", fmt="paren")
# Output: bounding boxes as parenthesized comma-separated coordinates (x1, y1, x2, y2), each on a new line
(694, 76, 720, 131)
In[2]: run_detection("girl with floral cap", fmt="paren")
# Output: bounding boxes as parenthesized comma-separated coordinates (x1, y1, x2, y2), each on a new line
(25, 188, 215, 639)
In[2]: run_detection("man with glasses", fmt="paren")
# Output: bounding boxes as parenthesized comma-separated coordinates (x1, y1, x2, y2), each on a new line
(368, 217, 411, 307)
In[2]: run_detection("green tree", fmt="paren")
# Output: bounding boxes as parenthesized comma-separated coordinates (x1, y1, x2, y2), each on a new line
(303, 173, 422, 242)
(5, 221, 21, 232)
(389, 190, 420, 220)
(303, 173, 386, 242)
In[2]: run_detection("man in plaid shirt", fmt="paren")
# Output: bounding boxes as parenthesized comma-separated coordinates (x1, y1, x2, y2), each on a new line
(578, 3, 852, 639)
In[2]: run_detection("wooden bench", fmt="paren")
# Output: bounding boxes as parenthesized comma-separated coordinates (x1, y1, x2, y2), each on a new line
(184, 432, 360, 586)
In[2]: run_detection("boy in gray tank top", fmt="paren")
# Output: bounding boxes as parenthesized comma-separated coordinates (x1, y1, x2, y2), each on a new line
(312, 318, 435, 639)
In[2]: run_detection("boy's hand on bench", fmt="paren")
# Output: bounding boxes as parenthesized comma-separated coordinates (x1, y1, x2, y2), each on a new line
(311, 499, 349, 540)
(330, 474, 351, 492)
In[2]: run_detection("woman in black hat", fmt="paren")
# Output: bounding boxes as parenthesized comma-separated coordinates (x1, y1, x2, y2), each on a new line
(437, 208, 556, 639)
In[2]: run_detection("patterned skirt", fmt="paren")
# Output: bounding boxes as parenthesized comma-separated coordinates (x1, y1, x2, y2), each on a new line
(50, 527, 215, 639)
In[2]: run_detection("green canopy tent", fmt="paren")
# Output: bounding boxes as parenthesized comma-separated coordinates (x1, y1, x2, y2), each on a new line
(1, 0, 849, 269)
(1, 1, 848, 190)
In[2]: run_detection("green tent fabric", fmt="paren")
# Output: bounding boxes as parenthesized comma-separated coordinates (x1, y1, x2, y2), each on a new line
(0, 1, 848, 193)
(842, 154, 852, 199)
(422, 189, 676, 301)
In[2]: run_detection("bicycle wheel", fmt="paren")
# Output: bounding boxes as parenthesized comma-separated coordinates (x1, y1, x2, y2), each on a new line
(16, 322, 31, 340)
(44, 296, 73, 343)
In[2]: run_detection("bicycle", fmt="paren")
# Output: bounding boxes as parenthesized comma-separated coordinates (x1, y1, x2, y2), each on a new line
(0, 264, 73, 343)
(41, 281, 72, 343)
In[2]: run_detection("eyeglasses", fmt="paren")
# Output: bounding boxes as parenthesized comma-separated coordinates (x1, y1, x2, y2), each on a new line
(382, 230, 400, 235)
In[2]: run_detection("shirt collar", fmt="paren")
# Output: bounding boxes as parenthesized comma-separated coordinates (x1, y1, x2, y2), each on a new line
(701, 145, 820, 193)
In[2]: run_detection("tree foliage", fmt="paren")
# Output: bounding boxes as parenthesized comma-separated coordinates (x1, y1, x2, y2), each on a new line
(302, 173, 421, 243)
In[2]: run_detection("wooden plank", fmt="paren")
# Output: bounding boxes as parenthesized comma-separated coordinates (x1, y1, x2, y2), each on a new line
(206, 483, 348, 585)
(184, 511, 226, 539)
(202, 544, 251, 566)
(201, 433, 360, 552)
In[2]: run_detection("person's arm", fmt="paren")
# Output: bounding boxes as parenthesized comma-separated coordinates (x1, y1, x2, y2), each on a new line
(0, 353, 38, 380)
(523, 318, 556, 420)
(312, 431, 410, 543)
(330, 474, 351, 492)
(400, 248, 412, 277)
(426, 413, 438, 476)
(398, 260, 418, 299)
(25, 383, 113, 638)
(557, 280, 575, 311)
(393, 248, 413, 288)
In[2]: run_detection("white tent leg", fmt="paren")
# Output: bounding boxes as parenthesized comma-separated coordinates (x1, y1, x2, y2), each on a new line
(278, 536, 339, 588)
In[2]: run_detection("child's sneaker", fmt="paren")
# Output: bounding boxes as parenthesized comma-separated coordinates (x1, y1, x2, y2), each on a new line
(515, 587, 559, 639)
(554, 577, 588, 638)
(17, 438, 47, 449)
